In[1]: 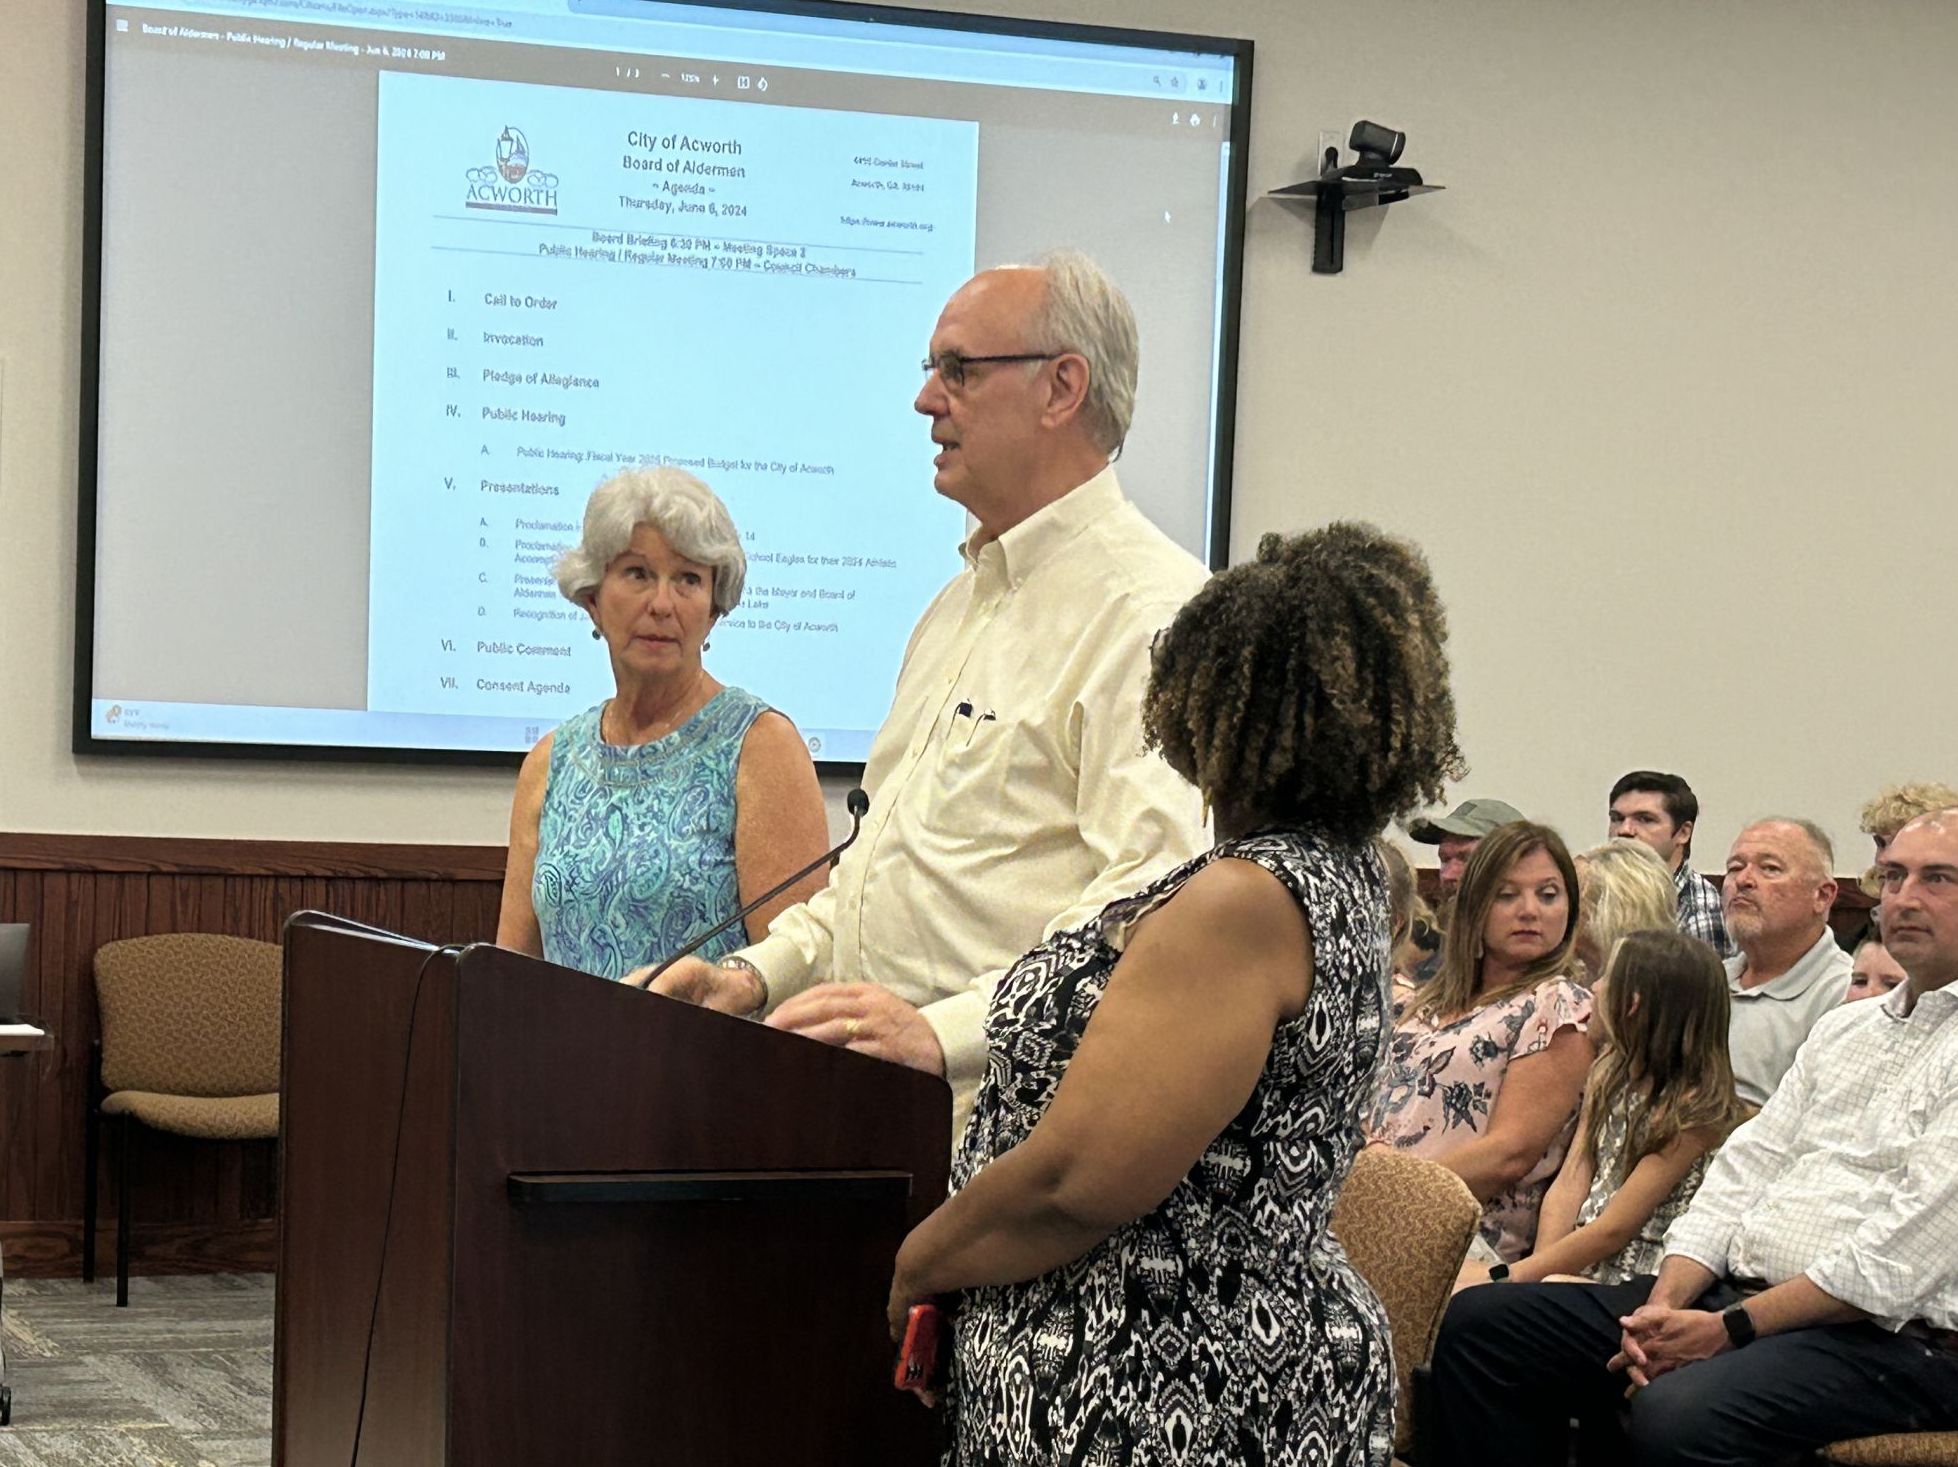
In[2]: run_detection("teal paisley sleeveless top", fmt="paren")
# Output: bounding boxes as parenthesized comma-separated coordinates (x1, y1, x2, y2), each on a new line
(533, 688, 769, 979)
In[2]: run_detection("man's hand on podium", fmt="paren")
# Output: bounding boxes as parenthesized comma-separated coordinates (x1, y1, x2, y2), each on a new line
(622, 956, 766, 1016)
(768, 984, 946, 1076)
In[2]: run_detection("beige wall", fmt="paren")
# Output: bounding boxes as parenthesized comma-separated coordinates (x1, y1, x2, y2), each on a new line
(5, 0, 1957, 864)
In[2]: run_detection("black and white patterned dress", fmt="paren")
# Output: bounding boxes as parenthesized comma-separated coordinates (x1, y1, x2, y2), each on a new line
(946, 831, 1397, 1467)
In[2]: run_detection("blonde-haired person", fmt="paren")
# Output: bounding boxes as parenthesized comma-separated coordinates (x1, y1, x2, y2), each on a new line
(1463, 929, 1750, 1289)
(1372, 822, 1595, 1263)
(1572, 839, 1677, 983)
(497, 467, 830, 979)
(1378, 838, 1431, 1004)
(1857, 780, 1958, 897)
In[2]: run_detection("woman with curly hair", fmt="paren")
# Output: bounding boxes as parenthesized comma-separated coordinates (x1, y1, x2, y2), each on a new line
(888, 523, 1463, 1467)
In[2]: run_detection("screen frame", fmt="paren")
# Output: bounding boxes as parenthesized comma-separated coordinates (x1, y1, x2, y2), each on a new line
(72, 0, 1253, 771)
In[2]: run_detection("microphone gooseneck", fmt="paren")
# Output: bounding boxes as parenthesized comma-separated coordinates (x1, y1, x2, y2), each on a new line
(642, 788, 869, 983)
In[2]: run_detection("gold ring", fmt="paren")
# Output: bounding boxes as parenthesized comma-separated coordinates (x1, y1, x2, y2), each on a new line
(845, 1017, 863, 1041)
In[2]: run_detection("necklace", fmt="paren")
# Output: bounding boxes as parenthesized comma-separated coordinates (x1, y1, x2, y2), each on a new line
(603, 671, 709, 746)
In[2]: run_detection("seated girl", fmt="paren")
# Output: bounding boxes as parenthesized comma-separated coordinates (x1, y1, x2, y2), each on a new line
(1462, 928, 1750, 1287)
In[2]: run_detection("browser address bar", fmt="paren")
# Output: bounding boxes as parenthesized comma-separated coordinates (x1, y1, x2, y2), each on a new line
(128, 0, 569, 31)
(564, 0, 1205, 73)
(120, 0, 1235, 98)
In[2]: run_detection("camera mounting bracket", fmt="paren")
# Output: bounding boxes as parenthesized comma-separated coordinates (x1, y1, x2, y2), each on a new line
(1269, 130, 1443, 275)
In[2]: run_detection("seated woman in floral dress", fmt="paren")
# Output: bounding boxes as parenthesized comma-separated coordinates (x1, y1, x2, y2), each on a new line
(1371, 822, 1595, 1264)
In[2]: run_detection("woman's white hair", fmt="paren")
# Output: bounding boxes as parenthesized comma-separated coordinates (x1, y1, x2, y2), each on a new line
(1011, 248, 1139, 457)
(553, 466, 746, 616)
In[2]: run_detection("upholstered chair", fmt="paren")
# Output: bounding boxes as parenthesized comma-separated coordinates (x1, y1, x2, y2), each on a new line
(86, 934, 282, 1306)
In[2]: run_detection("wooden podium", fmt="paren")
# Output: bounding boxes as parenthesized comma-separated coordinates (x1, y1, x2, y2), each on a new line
(274, 912, 951, 1465)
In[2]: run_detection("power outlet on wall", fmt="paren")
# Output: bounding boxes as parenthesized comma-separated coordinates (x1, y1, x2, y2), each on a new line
(1317, 128, 1345, 174)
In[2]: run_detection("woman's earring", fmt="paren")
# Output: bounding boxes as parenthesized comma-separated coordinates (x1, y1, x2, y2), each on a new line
(590, 628, 602, 640)
(702, 639, 712, 652)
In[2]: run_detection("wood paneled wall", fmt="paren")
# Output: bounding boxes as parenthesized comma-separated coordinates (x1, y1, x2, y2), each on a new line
(0, 838, 1875, 1279)
(0, 834, 506, 1277)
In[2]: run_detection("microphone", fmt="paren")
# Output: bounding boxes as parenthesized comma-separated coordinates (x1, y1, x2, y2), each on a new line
(642, 788, 869, 983)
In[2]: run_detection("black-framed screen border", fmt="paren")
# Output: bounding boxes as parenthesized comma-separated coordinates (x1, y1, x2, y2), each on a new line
(72, 0, 1253, 773)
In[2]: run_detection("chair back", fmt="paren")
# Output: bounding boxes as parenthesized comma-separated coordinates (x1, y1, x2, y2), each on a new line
(1823, 1433, 1958, 1466)
(1332, 1146, 1480, 1453)
(93, 934, 283, 1096)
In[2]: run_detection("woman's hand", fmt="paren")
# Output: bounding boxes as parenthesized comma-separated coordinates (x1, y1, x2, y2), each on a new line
(887, 1230, 933, 1342)
(887, 1268, 923, 1346)
(886, 1239, 943, 1407)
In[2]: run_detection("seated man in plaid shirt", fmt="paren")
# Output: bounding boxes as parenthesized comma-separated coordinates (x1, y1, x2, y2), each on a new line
(1607, 770, 1733, 958)
(1427, 807, 1958, 1466)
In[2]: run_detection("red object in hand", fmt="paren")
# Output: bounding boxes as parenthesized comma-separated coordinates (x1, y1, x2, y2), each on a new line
(894, 1302, 943, 1392)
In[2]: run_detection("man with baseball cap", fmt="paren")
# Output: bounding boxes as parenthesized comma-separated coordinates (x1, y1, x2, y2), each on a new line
(1410, 798, 1527, 899)
(1402, 798, 1525, 985)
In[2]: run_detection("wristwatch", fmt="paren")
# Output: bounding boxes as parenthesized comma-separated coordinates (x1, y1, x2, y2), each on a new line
(1486, 1263, 1511, 1283)
(1721, 1303, 1757, 1348)
(720, 956, 769, 1018)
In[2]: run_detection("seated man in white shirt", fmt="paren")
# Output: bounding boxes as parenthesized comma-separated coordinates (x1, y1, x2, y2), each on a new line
(634, 250, 1209, 1134)
(1720, 818, 1852, 1105)
(1426, 807, 1958, 1465)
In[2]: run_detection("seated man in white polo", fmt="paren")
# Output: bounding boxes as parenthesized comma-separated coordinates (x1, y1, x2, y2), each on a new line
(1719, 817, 1851, 1106)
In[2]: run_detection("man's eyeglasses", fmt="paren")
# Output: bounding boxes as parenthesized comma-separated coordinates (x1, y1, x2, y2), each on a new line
(921, 351, 1060, 390)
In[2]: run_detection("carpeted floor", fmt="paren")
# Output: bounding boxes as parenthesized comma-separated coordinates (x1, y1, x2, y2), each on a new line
(0, 1273, 273, 1467)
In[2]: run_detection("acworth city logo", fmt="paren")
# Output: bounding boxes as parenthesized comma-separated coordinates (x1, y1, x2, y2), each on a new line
(465, 126, 560, 215)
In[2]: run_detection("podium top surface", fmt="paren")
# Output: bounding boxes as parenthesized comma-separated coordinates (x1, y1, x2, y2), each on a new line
(0, 1021, 52, 1053)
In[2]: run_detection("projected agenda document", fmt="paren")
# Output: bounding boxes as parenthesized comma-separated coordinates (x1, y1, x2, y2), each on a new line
(365, 72, 977, 758)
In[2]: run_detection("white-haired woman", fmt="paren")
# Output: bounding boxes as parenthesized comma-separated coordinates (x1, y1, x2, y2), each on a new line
(497, 467, 829, 979)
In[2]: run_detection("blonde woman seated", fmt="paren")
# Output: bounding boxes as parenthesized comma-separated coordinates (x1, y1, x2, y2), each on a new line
(1379, 839, 1431, 1006)
(1371, 822, 1594, 1264)
(1571, 838, 1677, 983)
(1458, 929, 1749, 1289)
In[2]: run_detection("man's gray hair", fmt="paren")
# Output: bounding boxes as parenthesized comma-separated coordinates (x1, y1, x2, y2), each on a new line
(1748, 816, 1837, 881)
(553, 466, 746, 616)
(1011, 248, 1139, 457)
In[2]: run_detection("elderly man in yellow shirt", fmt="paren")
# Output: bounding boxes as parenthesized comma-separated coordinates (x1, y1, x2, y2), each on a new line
(634, 249, 1209, 1135)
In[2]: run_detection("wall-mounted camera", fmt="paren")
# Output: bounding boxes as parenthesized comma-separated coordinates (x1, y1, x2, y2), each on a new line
(1348, 120, 1406, 168)
(1268, 119, 1442, 274)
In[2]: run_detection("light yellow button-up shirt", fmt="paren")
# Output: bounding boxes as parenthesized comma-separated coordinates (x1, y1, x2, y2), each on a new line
(739, 466, 1210, 1131)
